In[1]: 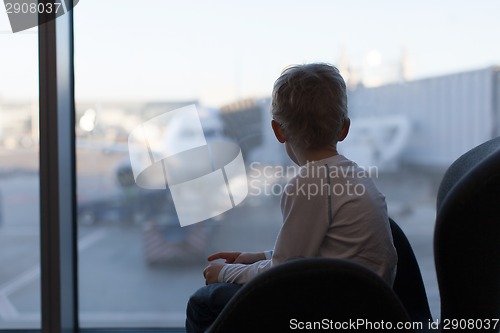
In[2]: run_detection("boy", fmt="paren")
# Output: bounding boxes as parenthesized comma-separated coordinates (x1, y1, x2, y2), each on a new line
(186, 63, 397, 332)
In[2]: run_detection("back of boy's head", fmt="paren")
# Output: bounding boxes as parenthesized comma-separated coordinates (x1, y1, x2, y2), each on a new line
(271, 63, 348, 149)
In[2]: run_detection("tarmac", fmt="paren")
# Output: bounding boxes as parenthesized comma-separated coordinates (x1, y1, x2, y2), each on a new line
(0, 146, 444, 328)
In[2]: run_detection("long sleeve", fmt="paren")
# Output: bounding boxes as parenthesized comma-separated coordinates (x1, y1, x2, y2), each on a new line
(272, 174, 331, 264)
(217, 156, 397, 286)
(218, 173, 330, 284)
(218, 260, 272, 284)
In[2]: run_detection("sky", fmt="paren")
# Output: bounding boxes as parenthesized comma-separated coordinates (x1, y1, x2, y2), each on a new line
(1, 0, 500, 107)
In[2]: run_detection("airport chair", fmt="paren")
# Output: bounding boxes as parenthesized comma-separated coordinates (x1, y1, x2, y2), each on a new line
(204, 219, 432, 332)
(434, 136, 500, 328)
(207, 258, 413, 333)
(390, 218, 433, 324)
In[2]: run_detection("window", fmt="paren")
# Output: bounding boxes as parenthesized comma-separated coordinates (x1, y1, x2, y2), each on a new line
(0, 13, 40, 331)
(1, 0, 499, 331)
(72, 0, 500, 329)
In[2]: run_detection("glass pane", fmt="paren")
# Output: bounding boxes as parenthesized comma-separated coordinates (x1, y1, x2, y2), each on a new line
(0, 15, 40, 330)
(75, 0, 500, 328)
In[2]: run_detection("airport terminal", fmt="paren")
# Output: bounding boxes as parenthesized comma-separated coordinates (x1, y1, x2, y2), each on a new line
(0, 1, 499, 332)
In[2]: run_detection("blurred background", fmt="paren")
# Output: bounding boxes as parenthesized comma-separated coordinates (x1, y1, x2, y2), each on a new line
(1, 0, 499, 329)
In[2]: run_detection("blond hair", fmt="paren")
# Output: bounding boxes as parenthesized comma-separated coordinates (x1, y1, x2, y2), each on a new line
(271, 63, 348, 149)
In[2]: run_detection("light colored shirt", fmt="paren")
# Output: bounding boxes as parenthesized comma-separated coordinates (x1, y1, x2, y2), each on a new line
(218, 154, 398, 286)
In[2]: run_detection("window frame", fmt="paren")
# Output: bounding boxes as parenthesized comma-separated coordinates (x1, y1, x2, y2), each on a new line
(32, 1, 186, 332)
(38, 1, 78, 331)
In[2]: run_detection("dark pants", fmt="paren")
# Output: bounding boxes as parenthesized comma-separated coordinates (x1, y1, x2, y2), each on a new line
(186, 283, 242, 333)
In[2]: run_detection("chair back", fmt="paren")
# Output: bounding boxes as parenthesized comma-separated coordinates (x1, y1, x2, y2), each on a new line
(434, 136, 500, 324)
(390, 218, 433, 323)
(208, 258, 413, 333)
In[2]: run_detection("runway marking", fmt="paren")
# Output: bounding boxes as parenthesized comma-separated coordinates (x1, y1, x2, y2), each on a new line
(0, 295, 18, 320)
(78, 229, 107, 251)
(3, 311, 187, 324)
(0, 266, 39, 297)
(0, 229, 107, 321)
(79, 311, 186, 322)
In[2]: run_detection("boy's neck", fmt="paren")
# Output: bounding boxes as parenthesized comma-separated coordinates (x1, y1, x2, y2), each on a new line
(293, 145, 340, 166)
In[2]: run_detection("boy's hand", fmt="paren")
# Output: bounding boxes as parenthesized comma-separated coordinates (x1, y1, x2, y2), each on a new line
(208, 252, 266, 264)
(203, 263, 225, 285)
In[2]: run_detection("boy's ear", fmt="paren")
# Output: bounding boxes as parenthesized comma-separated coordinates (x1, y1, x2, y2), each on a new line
(271, 119, 286, 143)
(338, 118, 350, 142)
